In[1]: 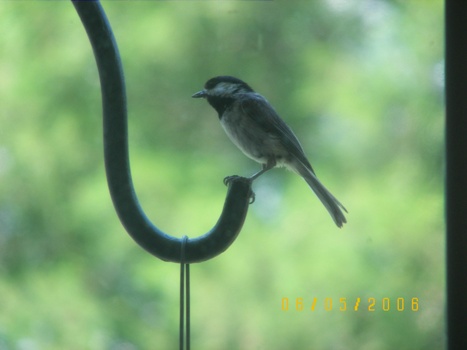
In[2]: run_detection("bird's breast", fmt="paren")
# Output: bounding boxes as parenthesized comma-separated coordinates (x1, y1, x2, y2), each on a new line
(220, 107, 289, 165)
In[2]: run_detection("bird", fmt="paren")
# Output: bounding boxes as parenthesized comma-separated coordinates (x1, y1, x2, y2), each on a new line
(192, 76, 347, 227)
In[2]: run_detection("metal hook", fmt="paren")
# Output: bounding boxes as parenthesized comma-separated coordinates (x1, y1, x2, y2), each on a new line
(72, 0, 253, 263)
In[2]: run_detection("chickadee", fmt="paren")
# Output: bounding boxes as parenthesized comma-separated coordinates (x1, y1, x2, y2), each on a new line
(192, 76, 347, 227)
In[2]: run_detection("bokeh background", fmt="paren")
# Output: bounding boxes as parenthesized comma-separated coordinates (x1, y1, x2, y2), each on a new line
(0, 0, 444, 349)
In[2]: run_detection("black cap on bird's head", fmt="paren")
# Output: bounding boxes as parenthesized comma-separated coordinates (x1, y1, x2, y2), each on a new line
(192, 76, 254, 99)
(204, 76, 253, 90)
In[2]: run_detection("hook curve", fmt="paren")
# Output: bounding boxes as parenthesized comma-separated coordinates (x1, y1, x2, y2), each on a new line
(72, 1, 252, 263)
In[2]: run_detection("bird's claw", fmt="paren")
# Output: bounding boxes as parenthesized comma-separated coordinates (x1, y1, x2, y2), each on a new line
(249, 191, 256, 204)
(223, 175, 239, 186)
(223, 175, 255, 204)
(223, 175, 252, 186)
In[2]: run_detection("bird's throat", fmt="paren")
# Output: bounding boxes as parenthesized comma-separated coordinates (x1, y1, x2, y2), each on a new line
(207, 96, 235, 119)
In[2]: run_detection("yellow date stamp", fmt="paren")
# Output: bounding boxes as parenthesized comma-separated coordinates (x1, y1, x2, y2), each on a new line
(281, 297, 419, 312)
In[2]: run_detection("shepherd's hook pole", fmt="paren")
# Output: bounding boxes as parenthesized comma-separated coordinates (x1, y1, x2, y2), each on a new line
(72, 0, 253, 263)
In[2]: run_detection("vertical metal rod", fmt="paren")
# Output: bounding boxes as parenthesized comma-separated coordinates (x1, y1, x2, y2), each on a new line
(186, 263, 190, 350)
(179, 236, 190, 349)
(179, 261, 185, 350)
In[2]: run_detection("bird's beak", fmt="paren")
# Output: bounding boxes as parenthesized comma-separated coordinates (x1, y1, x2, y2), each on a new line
(192, 89, 207, 98)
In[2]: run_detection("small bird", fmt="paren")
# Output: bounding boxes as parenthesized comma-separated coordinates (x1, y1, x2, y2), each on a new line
(192, 76, 347, 227)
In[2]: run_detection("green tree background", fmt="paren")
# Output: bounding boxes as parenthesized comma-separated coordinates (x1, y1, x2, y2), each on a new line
(0, 1, 444, 349)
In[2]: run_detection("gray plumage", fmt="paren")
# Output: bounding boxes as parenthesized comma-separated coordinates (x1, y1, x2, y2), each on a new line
(193, 76, 347, 227)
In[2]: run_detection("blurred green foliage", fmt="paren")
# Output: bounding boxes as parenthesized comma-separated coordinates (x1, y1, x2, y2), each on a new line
(0, 0, 444, 349)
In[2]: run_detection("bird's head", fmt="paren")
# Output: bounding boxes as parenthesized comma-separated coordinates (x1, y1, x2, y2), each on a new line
(192, 76, 254, 99)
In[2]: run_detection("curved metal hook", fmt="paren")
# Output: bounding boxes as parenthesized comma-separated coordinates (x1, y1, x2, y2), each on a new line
(72, 0, 253, 263)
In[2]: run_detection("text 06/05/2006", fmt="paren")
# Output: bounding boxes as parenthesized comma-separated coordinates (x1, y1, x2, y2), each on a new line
(281, 297, 419, 312)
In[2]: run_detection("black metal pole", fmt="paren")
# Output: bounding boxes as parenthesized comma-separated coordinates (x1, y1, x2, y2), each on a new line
(445, 1, 467, 349)
(72, 0, 253, 263)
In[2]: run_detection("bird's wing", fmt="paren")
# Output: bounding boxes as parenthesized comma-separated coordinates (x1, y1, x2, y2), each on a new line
(238, 93, 315, 174)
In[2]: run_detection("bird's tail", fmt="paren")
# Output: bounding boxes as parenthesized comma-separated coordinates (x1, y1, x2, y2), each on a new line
(291, 159, 347, 228)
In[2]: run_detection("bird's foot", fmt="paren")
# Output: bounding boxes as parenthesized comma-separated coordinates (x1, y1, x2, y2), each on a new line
(223, 175, 255, 204)
(249, 191, 256, 204)
(223, 175, 251, 186)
